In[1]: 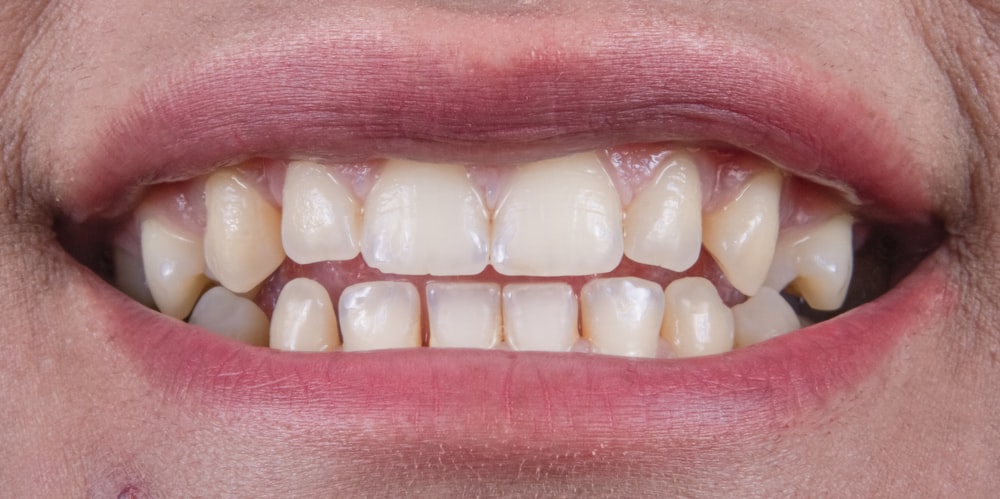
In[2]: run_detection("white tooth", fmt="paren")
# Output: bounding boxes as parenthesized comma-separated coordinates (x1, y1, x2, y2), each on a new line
(427, 282, 501, 349)
(281, 161, 362, 264)
(581, 277, 664, 358)
(731, 287, 799, 348)
(339, 281, 421, 351)
(702, 170, 782, 296)
(502, 283, 579, 352)
(624, 154, 703, 272)
(362, 160, 489, 275)
(270, 278, 341, 352)
(204, 169, 285, 293)
(140, 217, 209, 319)
(189, 286, 270, 346)
(661, 277, 734, 358)
(783, 214, 854, 311)
(491, 152, 624, 276)
(113, 246, 155, 308)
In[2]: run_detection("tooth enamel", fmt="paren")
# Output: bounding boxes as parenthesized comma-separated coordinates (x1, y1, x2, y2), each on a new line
(270, 278, 341, 352)
(661, 277, 735, 358)
(502, 283, 579, 352)
(782, 214, 854, 311)
(362, 160, 489, 275)
(140, 217, 209, 319)
(189, 286, 270, 346)
(581, 277, 665, 358)
(281, 161, 362, 264)
(204, 169, 286, 293)
(338, 281, 421, 351)
(426, 282, 501, 349)
(113, 246, 155, 308)
(731, 286, 800, 348)
(703, 170, 782, 296)
(624, 154, 703, 272)
(491, 152, 624, 276)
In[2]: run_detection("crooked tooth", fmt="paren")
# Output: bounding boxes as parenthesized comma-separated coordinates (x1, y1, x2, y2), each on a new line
(581, 277, 664, 358)
(661, 277, 734, 358)
(362, 160, 489, 275)
(204, 169, 285, 293)
(502, 283, 579, 352)
(140, 217, 209, 319)
(731, 287, 800, 348)
(281, 161, 362, 264)
(703, 170, 782, 296)
(339, 281, 421, 351)
(113, 246, 155, 308)
(189, 287, 270, 346)
(427, 282, 501, 349)
(624, 154, 703, 272)
(492, 152, 624, 276)
(270, 278, 340, 352)
(781, 214, 854, 311)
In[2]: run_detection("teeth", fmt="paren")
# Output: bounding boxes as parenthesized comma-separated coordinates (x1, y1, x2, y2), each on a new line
(204, 169, 286, 293)
(338, 281, 421, 352)
(189, 287, 270, 346)
(502, 283, 579, 352)
(624, 154, 703, 272)
(731, 287, 800, 348)
(781, 214, 854, 311)
(580, 277, 664, 358)
(281, 161, 362, 265)
(702, 170, 782, 296)
(426, 282, 502, 349)
(140, 217, 209, 319)
(491, 152, 624, 276)
(362, 160, 490, 276)
(113, 246, 155, 308)
(270, 278, 341, 352)
(661, 277, 735, 358)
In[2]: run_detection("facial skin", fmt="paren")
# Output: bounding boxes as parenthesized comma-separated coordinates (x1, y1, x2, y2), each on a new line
(1, 0, 999, 496)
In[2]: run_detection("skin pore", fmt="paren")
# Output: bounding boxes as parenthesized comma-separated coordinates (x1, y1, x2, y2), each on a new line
(1, 0, 999, 496)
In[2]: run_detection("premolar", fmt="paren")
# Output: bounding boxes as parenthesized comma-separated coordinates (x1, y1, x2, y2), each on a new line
(140, 217, 209, 319)
(189, 287, 270, 347)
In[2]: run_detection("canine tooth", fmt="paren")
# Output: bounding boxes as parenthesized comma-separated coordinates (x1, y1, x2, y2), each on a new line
(703, 170, 782, 296)
(731, 287, 799, 348)
(661, 277, 734, 358)
(270, 278, 340, 352)
(581, 277, 665, 358)
(624, 155, 703, 272)
(141, 218, 209, 319)
(339, 281, 421, 351)
(362, 160, 489, 275)
(492, 152, 624, 276)
(427, 282, 501, 349)
(783, 214, 854, 311)
(189, 287, 269, 346)
(113, 246, 155, 308)
(204, 169, 285, 293)
(281, 161, 361, 264)
(502, 283, 579, 352)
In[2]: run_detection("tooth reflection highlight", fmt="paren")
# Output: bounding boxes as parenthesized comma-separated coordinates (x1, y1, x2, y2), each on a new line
(339, 281, 421, 352)
(502, 283, 579, 352)
(731, 287, 800, 348)
(141, 217, 209, 319)
(189, 287, 269, 346)
(581, 277, 664, 358)
(281, 161, 362, 264)
(270, 278, 341, 352)
(427, 282, 501, 349)
(661, 277, 734, 358)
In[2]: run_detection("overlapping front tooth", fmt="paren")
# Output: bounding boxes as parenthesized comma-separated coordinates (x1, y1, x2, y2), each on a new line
(270, 278, 341, 352)
(281, 161, 362, 265)
(492, 152, 624, 276)
(189, 287, 270, 347)
(427, 282, 501, 349)
(661, 277, 734, 358)
(731, 287, 800, 348)
(581, 277, 664, 358)
(502, 283, 579, 352)
(773, 214, 854, 311)
(140, 217, 209, 319)
(339, 281, 421, 351)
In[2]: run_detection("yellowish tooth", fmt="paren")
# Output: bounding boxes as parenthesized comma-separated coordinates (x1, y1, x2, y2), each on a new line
(113, 246, 155, 308)
(581, 277, 664, 358)
(782, 214, 854, 311)
(362, 160, 489, 276)
(189, 287, 270, 347)
(491, 152, 624, 276)
(502, 283, 579, 352)
(427, 282, 501, 349)
(204, 169, 285, 293)
(731, 287, 800, 348)
(339, 281, 421, 351)
(661, 277, 734, 358)
(141, 217, 209, 319)
(624, 154, 703, 272)
(270, 278, 340, 352)
(281, 161, 362, 264)
(703, 170, 782, 296)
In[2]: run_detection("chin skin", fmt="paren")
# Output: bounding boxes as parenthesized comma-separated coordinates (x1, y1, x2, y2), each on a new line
(1, 1, 1000, 497)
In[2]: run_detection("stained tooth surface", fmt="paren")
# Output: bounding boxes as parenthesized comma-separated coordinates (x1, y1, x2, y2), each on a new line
(362, 160, 490, 276)
(141, 217, 209, 319)
(270, 278, 340, 352)
(427, 282, 501, 349)
(731, 287, 800, 348)
(783, 214, 854, 311)
(339, 281, 421, 352)
(624, 154, 703, 272)
(703, 170, 782, 296)
(581, 277, 665, 358)
(661, 277, 735, 358)
(502, 283, 579, 352)
(204, 169, 286, 293)
(113, 246, 155, 308)
(491, 152, 624, 276)
(281, 161, 362, 265)
(189, 287, 269, 347)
